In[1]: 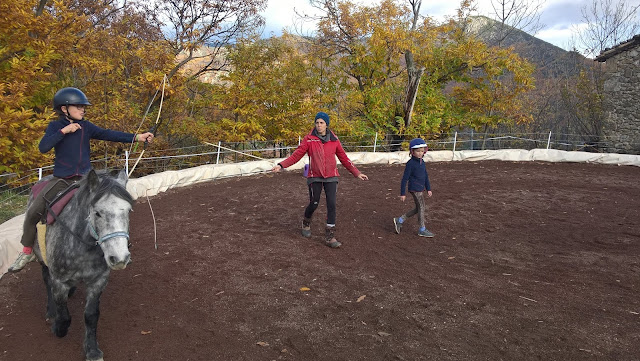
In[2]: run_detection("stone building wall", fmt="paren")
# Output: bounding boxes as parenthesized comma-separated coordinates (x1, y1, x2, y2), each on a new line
(598, 38, 640, 154)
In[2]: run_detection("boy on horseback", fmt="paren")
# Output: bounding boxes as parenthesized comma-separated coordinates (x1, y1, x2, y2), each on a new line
(8, 87, 154, 272)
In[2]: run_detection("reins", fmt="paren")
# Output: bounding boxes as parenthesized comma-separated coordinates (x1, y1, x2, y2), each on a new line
(45, 202, 98, 247)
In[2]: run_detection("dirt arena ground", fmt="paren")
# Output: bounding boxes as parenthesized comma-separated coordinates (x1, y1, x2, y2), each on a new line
(1, 160, 639, 361)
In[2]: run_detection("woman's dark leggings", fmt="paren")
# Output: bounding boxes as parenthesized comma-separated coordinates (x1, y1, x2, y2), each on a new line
(305, 182, 338, 225)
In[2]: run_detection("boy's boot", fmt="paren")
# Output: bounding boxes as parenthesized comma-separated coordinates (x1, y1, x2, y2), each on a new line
(301, 217, 312, 238)
(418, 228, 434, 238)
(7, 252, 36, 273)
(325, 226, 342, 248)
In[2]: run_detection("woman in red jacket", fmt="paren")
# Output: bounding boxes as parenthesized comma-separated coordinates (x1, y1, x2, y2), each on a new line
(271, 112, 368, 248)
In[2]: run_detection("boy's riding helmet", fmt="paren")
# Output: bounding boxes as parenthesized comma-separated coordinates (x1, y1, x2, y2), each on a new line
(409, 138, 428, 150)
(53, 87, 92, 109)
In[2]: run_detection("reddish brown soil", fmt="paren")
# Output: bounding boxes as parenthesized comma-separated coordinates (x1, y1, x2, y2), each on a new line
(1, 161, 639, 361)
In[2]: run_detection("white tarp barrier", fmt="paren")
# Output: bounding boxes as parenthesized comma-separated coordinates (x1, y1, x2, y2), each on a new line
(126, 160, 276, 199)
(2, 149, 639, 277)
(0, 214, 25, 277)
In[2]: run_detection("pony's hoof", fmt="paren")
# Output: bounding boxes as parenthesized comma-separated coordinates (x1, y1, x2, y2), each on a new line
(52, 321, 70, 337)
(86, 349, 104, 361)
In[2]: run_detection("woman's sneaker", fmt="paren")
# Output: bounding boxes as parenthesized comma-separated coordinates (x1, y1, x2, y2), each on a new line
(418, 229, 434, 238)
(7, 252, 36, 273)
(393, 218, 403, 234)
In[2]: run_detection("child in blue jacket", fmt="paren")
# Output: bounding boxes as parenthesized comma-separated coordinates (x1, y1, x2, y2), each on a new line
(8, 87, 154, 272)
(393, 138, 434, 237)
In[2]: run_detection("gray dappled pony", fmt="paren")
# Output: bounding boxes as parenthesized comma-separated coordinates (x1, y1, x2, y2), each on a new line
(32, 169, 133, 361)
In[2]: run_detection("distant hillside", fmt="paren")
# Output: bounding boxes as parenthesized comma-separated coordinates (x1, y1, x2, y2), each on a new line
(466, 16, 589, 78)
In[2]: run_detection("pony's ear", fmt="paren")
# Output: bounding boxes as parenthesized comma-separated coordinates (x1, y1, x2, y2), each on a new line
(87, 169, 100, 192)
(115, 168, 128, 185)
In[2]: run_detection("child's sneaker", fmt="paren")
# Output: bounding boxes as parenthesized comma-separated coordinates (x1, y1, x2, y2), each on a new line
(393, 217, 403, 234)
(418, 229, 434, 238)
(7, 252, 36, 273)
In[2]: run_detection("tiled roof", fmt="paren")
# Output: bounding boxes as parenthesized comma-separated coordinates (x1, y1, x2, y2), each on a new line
(595, 34, 640, 62)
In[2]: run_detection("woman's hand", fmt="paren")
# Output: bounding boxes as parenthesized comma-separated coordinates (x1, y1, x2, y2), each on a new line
(399, 195, 406, 202)
(357, 173, 368, 180)
(271, 164, 282, 172)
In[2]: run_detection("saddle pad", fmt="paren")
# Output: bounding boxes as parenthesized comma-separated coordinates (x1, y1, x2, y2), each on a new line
(37, 222, 48, 267)
(46, 188, 78, 225)
(31, 180, 51, 199)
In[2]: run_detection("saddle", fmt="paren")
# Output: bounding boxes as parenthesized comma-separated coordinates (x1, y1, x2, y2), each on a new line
(32, 179, 81, 267)
(32, 179, 80, 225)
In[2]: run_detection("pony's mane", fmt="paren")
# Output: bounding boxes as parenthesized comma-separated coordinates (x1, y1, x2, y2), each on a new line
(76, 171, 134, 207)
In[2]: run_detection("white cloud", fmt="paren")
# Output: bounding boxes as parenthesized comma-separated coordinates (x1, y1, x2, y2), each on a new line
(261, 0, 322, 36)
(260, 0, 640, 49)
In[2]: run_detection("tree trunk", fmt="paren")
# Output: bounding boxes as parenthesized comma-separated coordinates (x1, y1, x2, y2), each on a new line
(403, 50, 424, 130)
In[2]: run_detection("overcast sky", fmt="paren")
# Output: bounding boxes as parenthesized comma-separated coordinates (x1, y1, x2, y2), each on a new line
(260, 0, 640, 51)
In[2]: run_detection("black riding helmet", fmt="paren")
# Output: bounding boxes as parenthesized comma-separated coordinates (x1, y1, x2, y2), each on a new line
(53, 87, 91, 110)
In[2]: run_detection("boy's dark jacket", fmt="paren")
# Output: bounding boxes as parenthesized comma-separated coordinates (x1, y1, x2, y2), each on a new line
(400, 156, 431, 195)
(39, 116, 136, 178)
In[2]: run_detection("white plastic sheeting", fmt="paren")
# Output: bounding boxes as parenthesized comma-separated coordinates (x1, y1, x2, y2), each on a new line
(2, 149, 639, 277)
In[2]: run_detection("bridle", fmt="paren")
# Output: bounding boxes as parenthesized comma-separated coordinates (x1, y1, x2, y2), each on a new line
(46, 195, 130, 247)
(88, 218, 130, 246)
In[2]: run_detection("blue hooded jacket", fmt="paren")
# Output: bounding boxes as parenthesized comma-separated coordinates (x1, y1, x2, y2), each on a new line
(400, 156, 431, 196)
(39, 116, 136, 178)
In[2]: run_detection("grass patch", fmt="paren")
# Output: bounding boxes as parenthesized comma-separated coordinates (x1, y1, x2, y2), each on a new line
(0, 191, 29, 224)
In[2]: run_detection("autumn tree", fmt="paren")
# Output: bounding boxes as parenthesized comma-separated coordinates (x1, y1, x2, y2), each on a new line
(152, 0, 269, 80)
(0, 0, 90, 175)
(191, 33, 333, 143)
(311, 0, 411, 135)
(1, 0, 179, 176)
(308, 0, 535, 139)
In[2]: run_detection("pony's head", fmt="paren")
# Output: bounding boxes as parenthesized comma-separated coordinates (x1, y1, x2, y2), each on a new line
(86, 169, 133, 270)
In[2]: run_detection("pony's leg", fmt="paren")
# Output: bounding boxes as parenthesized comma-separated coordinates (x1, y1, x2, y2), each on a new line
(50, 278, 72, 338)
(83, 276, 108, 361)
(41, 264, 56, 321)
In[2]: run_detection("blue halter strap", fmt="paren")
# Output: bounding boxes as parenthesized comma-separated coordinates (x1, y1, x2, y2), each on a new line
(89, 224, 130, 245)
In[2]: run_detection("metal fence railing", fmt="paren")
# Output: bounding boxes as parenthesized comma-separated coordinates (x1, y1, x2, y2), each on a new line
(1, 131, 638, 222)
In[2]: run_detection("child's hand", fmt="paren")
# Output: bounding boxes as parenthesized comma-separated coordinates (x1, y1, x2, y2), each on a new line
(62, 123, 82, 134)
(427, 191, 432, 197)
(400, 195, 406, 202)
(137, 132, 154, 143)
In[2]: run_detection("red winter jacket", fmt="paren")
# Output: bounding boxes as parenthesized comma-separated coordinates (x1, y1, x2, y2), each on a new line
(279, 129, 361, 178)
